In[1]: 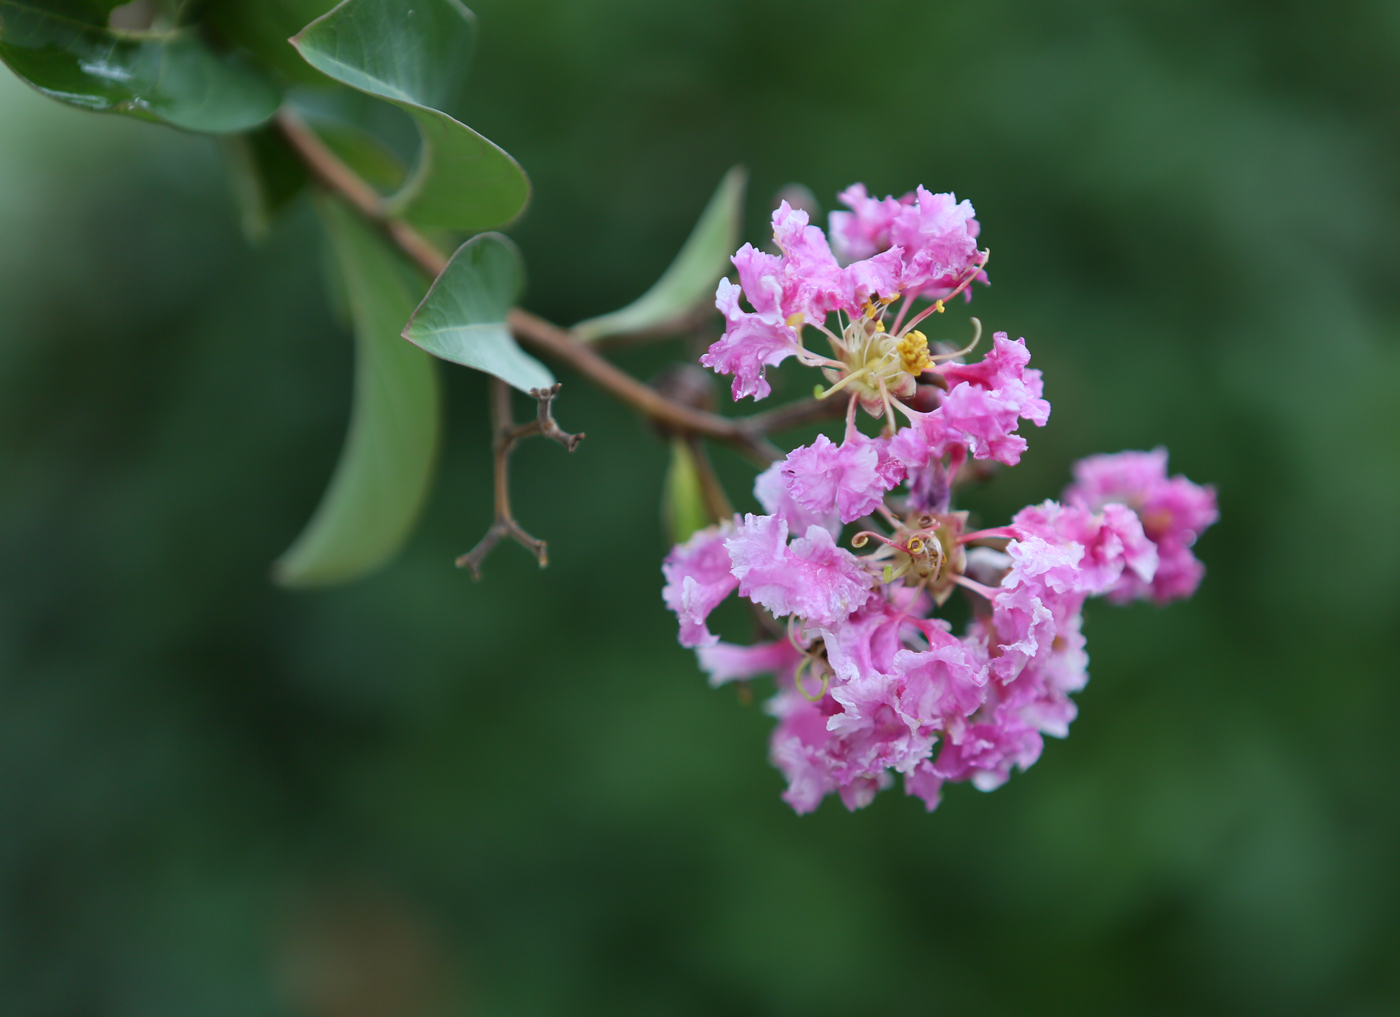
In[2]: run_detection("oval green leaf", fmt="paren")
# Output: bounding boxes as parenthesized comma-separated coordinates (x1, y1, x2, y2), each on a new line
(290, 0, 529, 231)
(573, 166, 747, 342)
(0, 1, 280, 132)
(273, 197, 441, 588)
(402, 234, 554, 393)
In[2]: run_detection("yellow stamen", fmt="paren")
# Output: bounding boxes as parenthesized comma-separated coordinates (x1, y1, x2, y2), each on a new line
(785, 312, 806, 328)
(897, 330, 933, 374)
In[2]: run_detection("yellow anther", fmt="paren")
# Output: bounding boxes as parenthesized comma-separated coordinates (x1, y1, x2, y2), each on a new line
(907, 537, 924, 554)
(897, 330, 933, 374)
(933, 299, 945, 314)
(874, 319, 886, 332)
(785, 312, 806, 328)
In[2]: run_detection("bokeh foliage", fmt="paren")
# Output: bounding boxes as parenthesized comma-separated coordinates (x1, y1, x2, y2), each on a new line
(1, 0, 1399, 1014)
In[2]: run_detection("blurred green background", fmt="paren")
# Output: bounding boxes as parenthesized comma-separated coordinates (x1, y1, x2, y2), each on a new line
(2, 1, 1399, 1013)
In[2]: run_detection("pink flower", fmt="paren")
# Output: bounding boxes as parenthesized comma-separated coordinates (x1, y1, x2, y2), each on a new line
(767, 690, 845, 814)
(889, 186, 984, 298)
(932, 711, 1044, 792)
(885, 335, 1050, 469)
(1009, 500, 1157, 596)
(696, 639, 804, 688)
(828, 184, 985, 300)
(828, 183, 910, 263)
(938, 385, 1031, 465)
(661, 521, 739, 648)
(1064, 448, 1218, 603)
(725, 514, 874, 627)
(1005, 532, 1086, 595)
(888, 412, 960, 470)
(770, 202, 847, 320)
(941, 333, 1050, 426)
(837, 247, 905, 309)
(754, 460, 841, 537)
(779, 433, 905, 525)
(937, 333, 1050, 465)
(982, 582, 1058, 684)
(701, 279, 802, 401)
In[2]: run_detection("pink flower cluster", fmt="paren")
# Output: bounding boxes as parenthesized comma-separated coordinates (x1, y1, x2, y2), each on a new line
(663, 182, 1217, 815)
(700, 186, 986, 402)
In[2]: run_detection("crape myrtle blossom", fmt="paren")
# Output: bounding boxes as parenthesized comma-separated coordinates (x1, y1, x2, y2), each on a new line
(664, 181, 1217, 814)
(1065, 448, 1219, 603)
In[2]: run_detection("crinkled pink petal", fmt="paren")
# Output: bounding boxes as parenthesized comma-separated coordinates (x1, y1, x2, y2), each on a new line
(780, 433, 905, 525)
(890, 632, 989, 731)
(754, 460, 841, 537)
(731, 243, 786, 317)
(820, 602, 909, 684)
(1101, 502, 1159, 585)
(939, 384, 1028, 465)
(828, 183, 910, 263)
(888, 412, 960, 470)
(984, 583, 1057, 684)
(726, 514, 874, 627)
(889, 187, 983, 297)
(696, 639, 804, 688)
(701, 278, 800, 401)
(903, 759, 945, 811)
(767, 691, 841, 814)
(1065, 448, 1169, 510)
(771, 201, 845, 320)
(661, 521, 739, 648)
(942, 335, 1048, 422)
(1008, 500, 1157, 597)
(838, 247, 905, 309)
(933, 711, 1043, 791)
(934, 334, 1050, 465)
(1064, 448, 1217, 603)
(1005, 533, 1086, 595)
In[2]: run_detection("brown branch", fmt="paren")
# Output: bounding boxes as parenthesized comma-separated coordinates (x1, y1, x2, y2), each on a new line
(274, 104, 839, 466)
(505, 308, 783, 464)
(457, 381, 582, 578)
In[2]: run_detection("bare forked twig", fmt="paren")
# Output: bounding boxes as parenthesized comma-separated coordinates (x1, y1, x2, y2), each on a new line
(457, 381, 583, 578)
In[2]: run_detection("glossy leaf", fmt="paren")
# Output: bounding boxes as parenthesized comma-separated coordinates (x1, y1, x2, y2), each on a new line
(573, 166, 747, 342)
(273, 198, 440, 588)
(402, 234, 554, 393)
(0, 1, 280, 132)
(662, 439, 710, 544)
(203, 0, 338, 86)
(291, 0, 529, 231)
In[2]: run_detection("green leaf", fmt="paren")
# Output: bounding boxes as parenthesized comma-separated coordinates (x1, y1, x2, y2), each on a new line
(573, 166, 747, 342)
(273, 197, 441, 588)
(202, 0, 339, 86)
(0, 1, 280, 132)
(308, 116, 408, 192)
(222, 123, 308, 243)
(662, 439, 711, 544)
(402, 233, 554, 393)
(290, 0, 529, 231)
